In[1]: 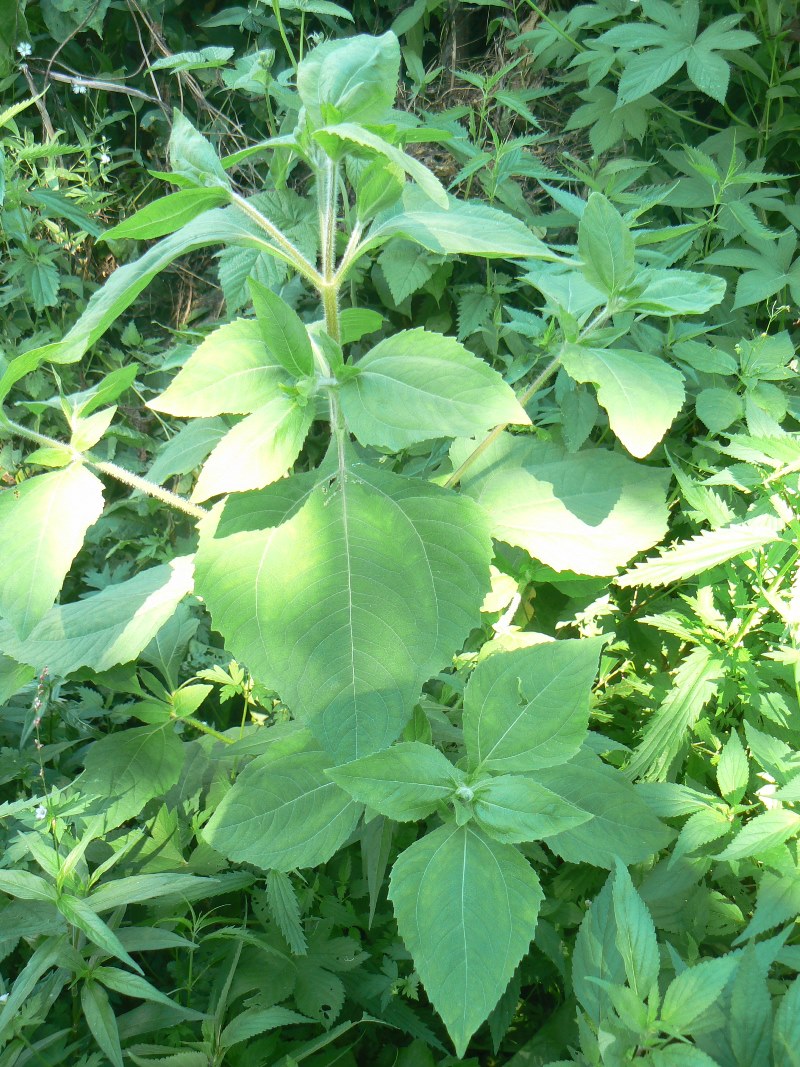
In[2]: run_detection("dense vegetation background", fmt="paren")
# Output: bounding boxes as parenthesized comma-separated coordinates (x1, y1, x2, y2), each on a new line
(1, 1, 800, 1064)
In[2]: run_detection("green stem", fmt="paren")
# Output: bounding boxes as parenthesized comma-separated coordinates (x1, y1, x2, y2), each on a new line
(230, 191, 322, 287)
(181, 714, 234, 744)
(272, 0, 298, 71)
(522, 0, 585, 53)
(444, 305, 614, 489)
(92, 461, 208, 521)
(2, 414, 209, 521)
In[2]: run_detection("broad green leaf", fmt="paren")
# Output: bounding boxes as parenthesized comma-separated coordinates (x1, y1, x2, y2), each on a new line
(696, 386, 744, 432)
(773, 977, 800, 1066)
(297, 31, 400, 127)
(203, 743, 360, 871)
(149, 319, 292, 417)
(0, 464, 104, 638)
(81, 982, 123, 1067)
(80, 724, 185, 826)
(195, 464, 491, 762)
(249, 278, 315, 378)
(356, 158, 405, 222)
(454, 434, 670, 576)
(472, 774, 591, 843)
(660, 956, 737, 1034)
(572, 876, 625, 1026)
(327, 742, 463, 822)
(612, 861, 659, 999)
(717, 731, 749, 804)
(389, 824, 542, 1057)
(339, 328, 529, 450)
(315, 123, 447, 209)
(462, 638, 603, 774)
(191, 396, 313, 501)
(670, 807, 732, 865)
(577, 193, 635, 296)
(560, 345, 685, 457)
(624, 268, 726, 316)
(168, 110, 230, 189)
(617, 515, 784, 588)
(104, 188, 230, 241)
(0, 557, 195, 677)
(370, 188, 556, 260)
(536, 750, 673, 868)
(717, 810, 800, 862)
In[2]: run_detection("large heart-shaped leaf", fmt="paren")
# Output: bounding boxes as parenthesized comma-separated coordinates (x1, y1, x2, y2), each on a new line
(195, 463, 491, 762)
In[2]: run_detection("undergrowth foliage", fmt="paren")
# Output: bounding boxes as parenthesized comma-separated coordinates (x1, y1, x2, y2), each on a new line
(1, 2, 800, 1064)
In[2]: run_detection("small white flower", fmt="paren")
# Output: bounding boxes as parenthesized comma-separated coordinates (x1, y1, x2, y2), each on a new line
(98, 152, 111, 165)
(34, 804, 47, 821)
(72, 82, 87, 95)
(0, 993, 8, 1004)
(16, 42, 32, 58)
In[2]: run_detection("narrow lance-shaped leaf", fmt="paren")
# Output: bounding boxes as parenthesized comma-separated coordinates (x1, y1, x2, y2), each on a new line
(389, 824, 543, 1057)
(612, 860, 660, 999)
(0, 465, 104, 639)
(249, 277, 316, 378)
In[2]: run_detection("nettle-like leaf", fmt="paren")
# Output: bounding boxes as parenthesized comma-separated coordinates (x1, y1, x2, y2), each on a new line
(0, 464, 104, 638)
(204, 733, 361, 871)
(167, 111, 231, 190)
(462, 637, 604, 774)
(454, 433, 670, 576)
(561, 344, 685, 457)
(195, 463, 492, 762)
(339, 328, 530, 451)
(388, 823, 543, 1057)
(617, 514, 785, 587)
(599, 0, 758, 106)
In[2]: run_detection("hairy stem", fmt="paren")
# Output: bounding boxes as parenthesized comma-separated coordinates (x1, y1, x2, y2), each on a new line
(230, 191, 322, 287)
